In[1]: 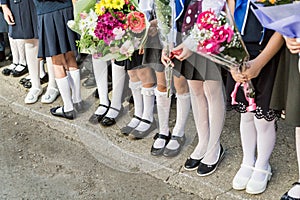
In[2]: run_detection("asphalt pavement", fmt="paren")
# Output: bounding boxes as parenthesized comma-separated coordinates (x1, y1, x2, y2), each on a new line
(0, 61, 297, 200)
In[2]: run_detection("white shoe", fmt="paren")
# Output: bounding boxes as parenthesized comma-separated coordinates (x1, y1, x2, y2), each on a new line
(41, 87, 59, 104)
(246, 164, 272, 195)
(232, 164, 254, 190)
(25, 88, 43, 104)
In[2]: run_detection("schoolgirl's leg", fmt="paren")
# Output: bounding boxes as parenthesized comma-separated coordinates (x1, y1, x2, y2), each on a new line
(163, 75, 190, 157)
(24, 38, 42, 104)
(88, 57, 110, 124)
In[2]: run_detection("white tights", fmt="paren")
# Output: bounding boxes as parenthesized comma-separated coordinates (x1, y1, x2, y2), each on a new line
(287, 127, 300, 198)
(238, 112, 276, 182)
(188, 80, 225, 164)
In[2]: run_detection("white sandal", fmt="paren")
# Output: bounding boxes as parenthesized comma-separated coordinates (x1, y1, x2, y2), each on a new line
(246, 164, 272, 194)
(232, 164, 254, 190)
(25, 88, 43, 104)
(41, 87, 59, 104)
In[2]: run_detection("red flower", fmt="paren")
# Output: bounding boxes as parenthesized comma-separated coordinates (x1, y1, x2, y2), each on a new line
(127, 11, 146, 33)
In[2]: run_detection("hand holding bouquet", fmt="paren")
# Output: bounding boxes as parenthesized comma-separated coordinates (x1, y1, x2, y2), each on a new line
(68, 0, 149, 61)
(185, 3, 257, 111)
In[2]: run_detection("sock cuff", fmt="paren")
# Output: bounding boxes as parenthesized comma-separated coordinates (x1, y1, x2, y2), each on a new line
(155, 87, 167, 97)
(129, 80, 142, 90)
(69, 69, 80, 74)
(176, 92, 190, 100)
(141, 86, 155, 96)
(112, 62, 124, 69)
(55, 76, 68, 82)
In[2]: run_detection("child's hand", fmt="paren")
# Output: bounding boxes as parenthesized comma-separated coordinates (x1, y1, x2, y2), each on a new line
(172, 43, 193, 61)
(2, 5, 15, 25)
(243, 60, 262, 81)
(161, 48, 174, 67)
(230, 69, 247, 83)
(285, 37, 300, 54)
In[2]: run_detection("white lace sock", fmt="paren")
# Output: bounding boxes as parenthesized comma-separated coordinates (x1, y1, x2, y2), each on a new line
(16, 39, 26, 66)
(55, 76, 73, 112)
(287, 127, 300, 198)
(105, 62, 125, 118)
(92, 58, 110, 115)
(153, 88, 171, 149)
(45, 57, 57, 89)
(127, 80, 143, 128)
(188, 80, 209, 160)
(24, 39, 40, 89)
(237, 112, 257, 179)
(39, 59, 46, 78)
(252, 118, 276, 182)
(166, 93, 191, 150)
(200, 80, 225, 164)
(9, 37, 19, 65)
(67, 69, 82, 104)
(134, 86, 155, 132)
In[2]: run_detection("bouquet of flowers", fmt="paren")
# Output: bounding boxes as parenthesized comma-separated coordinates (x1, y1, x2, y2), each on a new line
(68, 0, 149, 61)
(154, 0, 176, 97)
(185, 3, 257, 111)
(251, 0, 300, 72)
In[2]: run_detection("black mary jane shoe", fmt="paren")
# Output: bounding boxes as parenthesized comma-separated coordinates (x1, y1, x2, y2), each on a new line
(19, 77, 30, 85)
(11, 64, 28, 77)
(281, 182, 300, 200)
(88, 103, 110, 125)
(163, 135, 186, 157)
(130, 118, 157, 139)
(50, 106, 76, 120)
(120, 115, 142, 136)
(150, 132, 171, 156)
(100, 106, 123, 127)
(197, 145, 225, 177)
(184, 157, 202, 171)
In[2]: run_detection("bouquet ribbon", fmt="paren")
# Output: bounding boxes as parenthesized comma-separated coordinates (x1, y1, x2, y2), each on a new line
(231, 82, 257, 112)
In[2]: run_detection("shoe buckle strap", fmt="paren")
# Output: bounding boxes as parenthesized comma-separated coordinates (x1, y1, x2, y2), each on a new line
(153, 133, 170, 140)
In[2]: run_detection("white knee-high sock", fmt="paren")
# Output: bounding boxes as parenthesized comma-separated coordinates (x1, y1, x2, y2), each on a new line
(251, 118, 276, 182)
(166, 93, 191, 150)
(16, 39, 26, 66)
(92, 58, 110, 115)
(200, 80, 225, 164)
(9, 37, 19, 65)
(105, 62, 125, 118)
(39, 59, 46, 78)
(288, 127, 300, 198)
(188, 80, 209, 160)
(127, 80, 143, 128)
(24, 39, 40, 89)
(153, 88, 171, 149)
(55, 76, 73, 112)
(45, 57, 57, 89)
(134, 86, 155, 131)
(233, 112, 257, 179)
(67, 69, 82, 103)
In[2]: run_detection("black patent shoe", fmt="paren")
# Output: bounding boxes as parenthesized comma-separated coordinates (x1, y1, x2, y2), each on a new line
(2, 63, 17, 76)
(100, 106, 123, 127)
(88, 103, 110, 124)
(281, 182, 300, 200)
(50, 106, 76, 120)
(151, 132, 171, 156)
(184, 157, 202, 171)
(197, 145, 225, 177)
(130, 118, 157, 139)
(120, 115, 142, 136)
(82, 75, 96, 89)
(19, 77, 30, 85)
(163, 135, 186, 157)
(11, 64, 28, 77)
